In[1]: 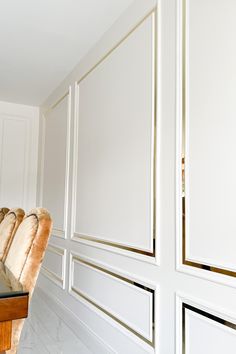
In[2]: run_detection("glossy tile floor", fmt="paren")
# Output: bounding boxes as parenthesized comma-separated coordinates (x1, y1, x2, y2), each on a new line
(18, 290, 92, 354)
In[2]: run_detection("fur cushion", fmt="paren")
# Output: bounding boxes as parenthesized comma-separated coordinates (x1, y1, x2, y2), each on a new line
(0, 207, 10, 224)
(0, 209, 24, 262)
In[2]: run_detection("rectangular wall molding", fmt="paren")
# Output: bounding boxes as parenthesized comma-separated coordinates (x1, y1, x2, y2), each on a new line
(71, 10, 157, 258)
(0, 105, 39, 210)
(42, 244, 67, 289)
(69, 253, 155, 347)
(176, 294, 236, 354)
(176, 0, 236, 281)
(0, 116, 29, 207)
(42, 90, 71, 239)
(183, 303, 236, 354)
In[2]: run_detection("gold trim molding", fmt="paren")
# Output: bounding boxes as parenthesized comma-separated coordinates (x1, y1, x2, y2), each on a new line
(74, 233, 155, 257)
(69, 255, 155, 347)
(72, 9, 157, 258)
(77, 9, 157, 85)
(44, 91, 69, 115)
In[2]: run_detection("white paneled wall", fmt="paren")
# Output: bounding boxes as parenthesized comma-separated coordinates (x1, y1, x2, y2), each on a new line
(39, 2, 158, 353)
(0, 101, 39, 210)
(38, 0, 236, 353)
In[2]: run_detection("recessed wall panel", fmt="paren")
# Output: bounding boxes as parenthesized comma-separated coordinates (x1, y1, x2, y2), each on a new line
(73, 13, 155, 253)
(43, 94, 70, 238)
(42, 245, 66, 288)
(70, 257, 154, 343)
(182, 0, 236, 272)
(0, 116, 29, 207)
(184, 306, 236, 354)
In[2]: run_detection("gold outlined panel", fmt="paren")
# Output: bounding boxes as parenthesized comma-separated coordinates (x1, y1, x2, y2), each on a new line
(41, 244, 66, 289)
(43, 90, 71, 240)
(182, 303, 236, 353)
(72, 9, 157, 258)
(69, 255, 155, 347)
(74, 234, 155, 257)
(181, 0, 236, 277)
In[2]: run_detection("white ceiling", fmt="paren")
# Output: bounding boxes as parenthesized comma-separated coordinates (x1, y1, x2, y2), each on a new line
(0, 0, 135, 106)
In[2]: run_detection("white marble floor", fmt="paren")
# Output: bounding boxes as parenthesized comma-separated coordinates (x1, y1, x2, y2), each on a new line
(18, 291, 92, 354)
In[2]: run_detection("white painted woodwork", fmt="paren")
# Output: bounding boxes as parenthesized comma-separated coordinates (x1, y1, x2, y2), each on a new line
(37, 0, 236, 353)
(42, 93, 70, 238)
(42, 244, 66, 288)
(73, 13, 155, 252)
(0, 101, 39, 210)
(0, 117, 28, 206)
(184, 0, 236, 271)
(185, 309, 236, 354)
(70, 257, 153, 341)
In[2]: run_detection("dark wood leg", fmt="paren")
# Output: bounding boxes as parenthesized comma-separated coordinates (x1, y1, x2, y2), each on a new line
(0, 321, 12, 351)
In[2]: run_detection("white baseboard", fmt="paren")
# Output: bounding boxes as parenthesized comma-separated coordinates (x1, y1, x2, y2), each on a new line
(35, 286, 116, 354)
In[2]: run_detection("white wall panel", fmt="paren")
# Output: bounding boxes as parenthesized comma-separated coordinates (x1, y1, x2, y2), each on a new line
(73, 12, 155, 252)
(182, 0, 236, 271)
(36, 0, 236, 353)
(0, 101, 39, 210)
(42, 244, 66, 288)
(70, 256, 154, 343)
(185, 308, 236, 354)
(43, 92, 70, 238)
(0, 117, 29, 207)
